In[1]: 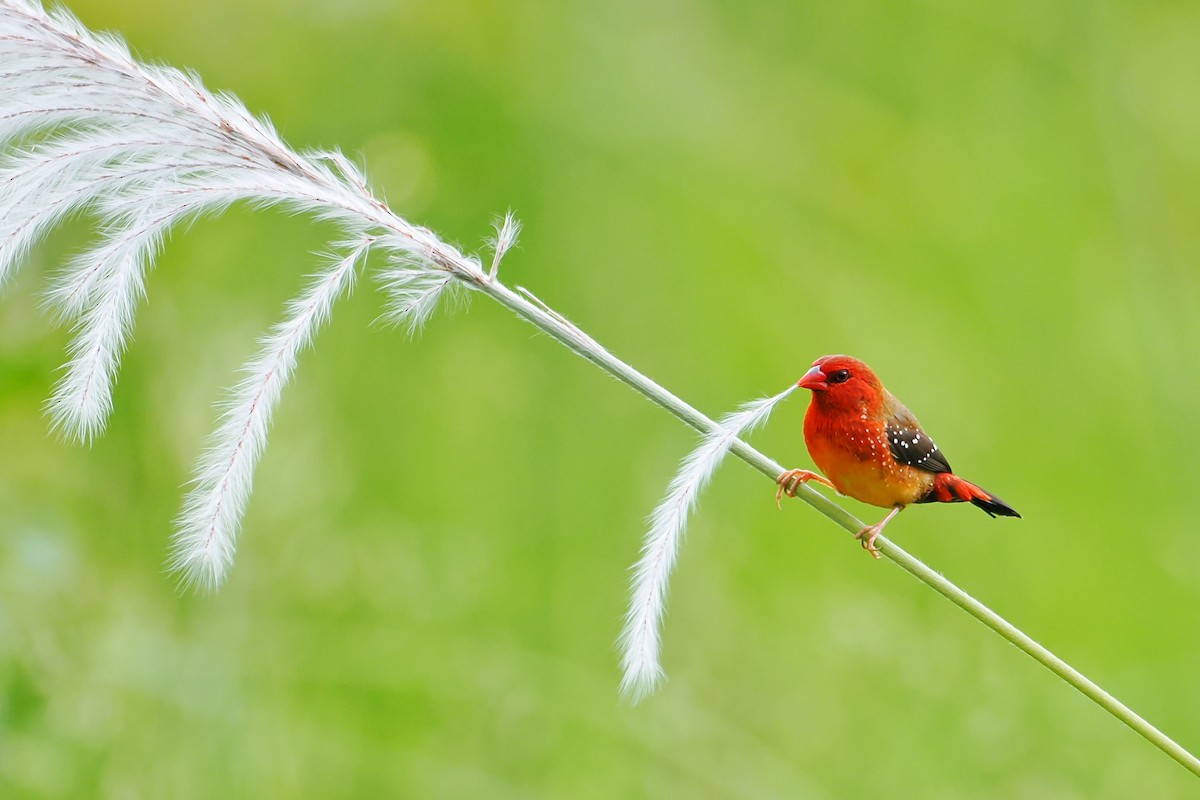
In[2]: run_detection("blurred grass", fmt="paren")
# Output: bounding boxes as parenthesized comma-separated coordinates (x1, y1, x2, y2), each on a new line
(3, 0, 1200, 796)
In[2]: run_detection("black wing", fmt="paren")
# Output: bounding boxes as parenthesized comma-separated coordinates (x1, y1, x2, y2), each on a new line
(886, 410, 952, 474)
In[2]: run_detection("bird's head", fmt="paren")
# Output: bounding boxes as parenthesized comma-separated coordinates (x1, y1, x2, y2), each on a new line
(798, 355, 883, 412)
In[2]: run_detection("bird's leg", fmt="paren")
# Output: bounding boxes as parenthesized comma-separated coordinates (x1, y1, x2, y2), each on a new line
(855, 505, 903, 559)
(775, 469, 835, 507)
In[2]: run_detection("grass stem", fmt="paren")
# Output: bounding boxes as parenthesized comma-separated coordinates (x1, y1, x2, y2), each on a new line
(473, 275, 1200, 777)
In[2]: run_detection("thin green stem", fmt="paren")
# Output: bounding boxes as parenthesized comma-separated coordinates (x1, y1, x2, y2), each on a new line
(473, 275, 1200, 778)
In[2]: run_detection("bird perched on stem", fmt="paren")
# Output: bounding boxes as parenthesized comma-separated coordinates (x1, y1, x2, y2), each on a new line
(777, 355, 1019, 558)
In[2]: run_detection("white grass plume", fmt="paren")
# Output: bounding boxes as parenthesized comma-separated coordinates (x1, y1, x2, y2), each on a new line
(619, 384, 797, 701)
(379, 263, 458, 334)
(488, 211, 521, 279)
(172, 242, 369, 588)
(0, 0, 486, 583)
(46, 209, 165, 440)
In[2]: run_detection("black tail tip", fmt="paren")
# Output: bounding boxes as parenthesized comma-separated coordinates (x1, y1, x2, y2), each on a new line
(972, 495, 1021, 519)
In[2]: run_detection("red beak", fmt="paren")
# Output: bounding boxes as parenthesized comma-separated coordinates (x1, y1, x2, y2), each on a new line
(798, 364, 828, 391)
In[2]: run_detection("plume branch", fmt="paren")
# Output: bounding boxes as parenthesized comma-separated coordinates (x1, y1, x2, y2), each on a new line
(619, 385, 796, 701)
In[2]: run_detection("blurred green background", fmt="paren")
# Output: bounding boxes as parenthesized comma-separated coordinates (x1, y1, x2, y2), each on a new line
(3, 0, 1200, 796)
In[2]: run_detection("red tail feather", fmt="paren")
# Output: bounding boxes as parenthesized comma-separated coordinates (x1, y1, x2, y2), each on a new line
(919, 474, 1020, 518)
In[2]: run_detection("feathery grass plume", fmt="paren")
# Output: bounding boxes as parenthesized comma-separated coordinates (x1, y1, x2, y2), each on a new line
(172, 242, 369, 588)
(488, 211, 521, 279)
(45, 208, 164, 440)
(0, 0, 485, 581)
(379, 264, 460, 334)
(619, 384, 797, 701)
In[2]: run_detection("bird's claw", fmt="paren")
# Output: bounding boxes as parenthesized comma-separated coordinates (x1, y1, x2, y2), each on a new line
(775, 469, 831, 508)
(855, 525, 883, 559)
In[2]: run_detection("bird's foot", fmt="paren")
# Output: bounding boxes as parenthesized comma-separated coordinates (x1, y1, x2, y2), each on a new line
(775, 469, 834, 508)
(854, 525, 883, 559)
(853, 507, 902, 560)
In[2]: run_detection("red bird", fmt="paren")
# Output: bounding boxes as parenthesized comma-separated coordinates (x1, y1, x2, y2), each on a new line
(777, 355, 1019, 558)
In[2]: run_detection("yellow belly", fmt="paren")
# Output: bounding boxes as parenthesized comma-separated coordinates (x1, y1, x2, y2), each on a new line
(807, 434, 934, 509)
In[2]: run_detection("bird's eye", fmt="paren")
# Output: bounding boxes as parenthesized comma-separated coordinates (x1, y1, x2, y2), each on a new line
(829, 369, 851, 384)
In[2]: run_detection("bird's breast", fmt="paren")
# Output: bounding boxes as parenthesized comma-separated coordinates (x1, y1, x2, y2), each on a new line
(803, 408, 933, 509)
